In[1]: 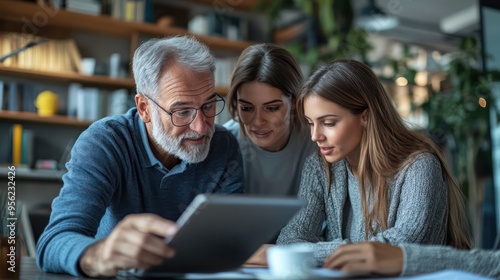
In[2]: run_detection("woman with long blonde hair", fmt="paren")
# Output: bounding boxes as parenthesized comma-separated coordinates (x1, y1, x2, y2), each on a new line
(275, 59, 471, 264)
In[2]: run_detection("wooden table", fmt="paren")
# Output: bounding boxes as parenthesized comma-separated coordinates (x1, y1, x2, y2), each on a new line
(21, 258, 92, 279)
(18, 257, 383, 279)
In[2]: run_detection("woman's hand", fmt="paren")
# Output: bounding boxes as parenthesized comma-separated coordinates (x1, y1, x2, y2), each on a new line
(323, 242, 403, 276)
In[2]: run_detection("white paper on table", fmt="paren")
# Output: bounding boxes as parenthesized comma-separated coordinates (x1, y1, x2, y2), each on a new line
(241, 267, 348, 279)
(398, 269, 493, 280)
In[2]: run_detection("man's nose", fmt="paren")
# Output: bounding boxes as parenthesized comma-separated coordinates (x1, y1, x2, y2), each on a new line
(189, 110, 208, 133)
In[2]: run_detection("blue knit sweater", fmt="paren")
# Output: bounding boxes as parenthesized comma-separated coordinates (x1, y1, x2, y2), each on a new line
(36, 108, 244, 276)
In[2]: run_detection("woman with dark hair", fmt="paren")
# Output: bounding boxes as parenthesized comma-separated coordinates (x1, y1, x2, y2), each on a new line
(268, 59, 471, 265)
(224, 44, 316, 196)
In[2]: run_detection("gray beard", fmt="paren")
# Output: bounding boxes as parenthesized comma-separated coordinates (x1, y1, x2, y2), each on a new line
(151, 111, 214, 164)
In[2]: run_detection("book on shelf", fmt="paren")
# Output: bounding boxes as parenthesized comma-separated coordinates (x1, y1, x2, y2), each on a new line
(0, 81, 4, 111)
(107, 89, 130, 116)
(111, 0, 151, 23)
(8, 81, 21, 112)
(214, 57, 238, 87)
(68, 83, 131, 121)
(11, 124, 23, 166)
(65, 0, 102, 15)
(67, 83, 81, 118)
(0, 81, 42, 114)
(22, 84, 38, 113)
(21, 129, 35, 168)
(0, 32, 82, 73)
(0, 124, 36, 168)
(0, 125, 10, 164)
(75, 87, 102, 121)
(202, 12, 248, 40)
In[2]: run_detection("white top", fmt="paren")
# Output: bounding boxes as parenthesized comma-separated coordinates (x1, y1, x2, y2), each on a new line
(224, 119, 317, 196)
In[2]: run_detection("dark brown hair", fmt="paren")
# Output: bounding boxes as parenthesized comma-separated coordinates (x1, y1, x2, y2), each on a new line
(227, 43, 304, 136)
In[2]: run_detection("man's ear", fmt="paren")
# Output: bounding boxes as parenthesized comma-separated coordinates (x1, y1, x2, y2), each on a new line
(361, 109, 368, 126)
(135, 94, 152, 123)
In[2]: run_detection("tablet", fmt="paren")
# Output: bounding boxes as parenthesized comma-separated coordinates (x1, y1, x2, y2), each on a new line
(121, 194, 303, 278)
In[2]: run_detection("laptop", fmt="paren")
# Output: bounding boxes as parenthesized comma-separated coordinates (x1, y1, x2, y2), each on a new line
(119, 194, 303, 278)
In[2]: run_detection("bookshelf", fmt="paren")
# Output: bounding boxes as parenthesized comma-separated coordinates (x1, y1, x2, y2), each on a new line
(0, 65, 230, 95)
(0, 1, 261, 244)
(0, 1, 255, 52)
(0, 166, 64, 181)
(0, 65, 135, 89)
(0, 0, 241, 145)
(0, 111, 91, 128)
(185, 0, 262, 11)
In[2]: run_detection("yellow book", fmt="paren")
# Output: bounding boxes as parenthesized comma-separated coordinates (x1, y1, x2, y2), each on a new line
(124, 0, 136, 22)
(12, 124, 23, 166)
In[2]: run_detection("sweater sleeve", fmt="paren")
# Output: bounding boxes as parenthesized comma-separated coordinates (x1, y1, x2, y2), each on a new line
(368, 154, 448, 245)
(36, 121, 124, 276)
(276, 154, 347, 263)
(400, 243, 500, 278)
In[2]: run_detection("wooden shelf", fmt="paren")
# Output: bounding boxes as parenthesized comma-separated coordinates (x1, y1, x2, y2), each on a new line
(0, 111, 91, 128)
(0, 65, 229, 95)
(185, 0, 265, 11)
(0, 65, 135, 89)
(0, 66, 229, 95)
(215, 86, 229, 96)
(0, 0, 255, 52)
(0, 166, 64, 181)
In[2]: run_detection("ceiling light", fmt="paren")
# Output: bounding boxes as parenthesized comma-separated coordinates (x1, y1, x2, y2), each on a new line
(356, 0, 399, 32)
(395, 76, 408, 87)
(414, 71, 428, 87)
(479, 97, 487, 108)
(440, 4, 478, 34)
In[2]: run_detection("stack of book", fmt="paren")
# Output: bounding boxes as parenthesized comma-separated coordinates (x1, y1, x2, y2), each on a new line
(0, 32, 82, 73)
(65, 0, 101, 15)
(0, 124, 35, 168)
(214, 57, 238, 87)
(0, 81, 38, 113)
(188, 12, 248, 41)
(111, 0, 154, 23)
(67, 83, 131, 121)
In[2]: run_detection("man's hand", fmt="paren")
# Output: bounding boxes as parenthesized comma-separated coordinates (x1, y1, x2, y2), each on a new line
(79, 213, 178, 277)
(323, 242, 403, 276)
(244, 244, 273, 267)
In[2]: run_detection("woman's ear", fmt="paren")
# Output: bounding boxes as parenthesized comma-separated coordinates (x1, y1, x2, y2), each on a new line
(361, 109, 368, 126)
(135, 94, 152, 123)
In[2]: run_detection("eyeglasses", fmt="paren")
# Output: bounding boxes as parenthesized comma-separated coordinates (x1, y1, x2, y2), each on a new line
(144, 94, 225, 127)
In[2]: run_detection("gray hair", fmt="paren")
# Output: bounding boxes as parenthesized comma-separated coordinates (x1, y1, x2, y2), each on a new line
(132, 36, 215, 98)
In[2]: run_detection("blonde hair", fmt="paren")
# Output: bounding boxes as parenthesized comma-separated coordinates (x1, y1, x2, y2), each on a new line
(297, 59, 471, 249)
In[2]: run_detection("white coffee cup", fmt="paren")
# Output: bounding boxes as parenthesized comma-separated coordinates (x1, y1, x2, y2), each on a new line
(81, 58, 96, 75)
(267, 244, 316, 279)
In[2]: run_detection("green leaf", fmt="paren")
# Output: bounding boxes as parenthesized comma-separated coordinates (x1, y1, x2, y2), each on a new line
(300, 0, 314, 15)
(319, 0, 336, 35)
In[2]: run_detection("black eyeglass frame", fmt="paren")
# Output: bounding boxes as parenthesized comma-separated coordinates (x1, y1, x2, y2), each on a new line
(144, 94, 226, 127)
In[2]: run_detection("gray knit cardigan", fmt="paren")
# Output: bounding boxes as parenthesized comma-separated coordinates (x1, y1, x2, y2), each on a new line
(277, 152, 449, 264)
(401, 243, 500, 278)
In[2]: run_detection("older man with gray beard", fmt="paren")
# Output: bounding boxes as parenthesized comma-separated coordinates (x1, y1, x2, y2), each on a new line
(36, 36, 244, 278)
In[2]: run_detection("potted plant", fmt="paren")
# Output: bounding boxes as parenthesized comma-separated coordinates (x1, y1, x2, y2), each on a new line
(256, 0, 371, 67)
(423, 37, 500, 246)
